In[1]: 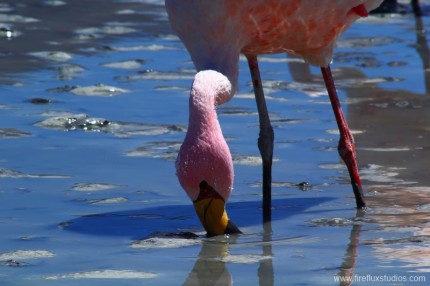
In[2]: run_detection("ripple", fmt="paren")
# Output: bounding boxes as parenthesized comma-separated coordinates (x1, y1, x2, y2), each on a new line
(365, 235, 430, 246)
(125, 141, 181, 160)
(0, 250, 55, 261)
(0, 167, 71, 179)
(318, 163, 345, 170)
(132, 232, 200, 249)
(72, 182, 120, 192)
(77, 197, 129, 204)
(416, 204, 430, 211)
(359, 147, 411, 152)
(35, 112, 186, 135)
(325, 129, 365, 135)
(35, 113, 112, 131)
(309, 217, 355, 227)
(257, 56, 301, 63)
(91, 44, 177, 52)
(45, 270, 157, 280)
(218, 106, 258, 116)
(334, 52, 383, 68)
(100, 24, 137, 35)
(217, 254, 272, 264)
(360, 164, 408, 184)
(0, 14, 38, 23)
(101, 59, 144, 69)
(233, 156, 262, 166)
(117, 70, 194, 81)
(53, 64, 85, 80)
(70, 84, 130, 96)
(43, 0, 67, 6)
(337, 36, 397, 49)
(74, 23, 138, 40)
(335, 76, 403, 88)
(0, 128, 31, 139)
(115, 123, 185, 137)
(29, 51, 73, 62)
(234, 155, 280, 167)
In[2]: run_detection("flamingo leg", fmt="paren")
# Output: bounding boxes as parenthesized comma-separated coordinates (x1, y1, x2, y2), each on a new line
(412, 0, 422, 17)
(321, 66, 366, 208)
(246, 54, 274, 222)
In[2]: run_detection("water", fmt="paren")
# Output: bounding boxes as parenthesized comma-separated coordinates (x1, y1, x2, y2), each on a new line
(1, 0, 430, 285)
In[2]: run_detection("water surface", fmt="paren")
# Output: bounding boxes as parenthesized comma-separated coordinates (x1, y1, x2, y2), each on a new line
(1, 0, 430, 285)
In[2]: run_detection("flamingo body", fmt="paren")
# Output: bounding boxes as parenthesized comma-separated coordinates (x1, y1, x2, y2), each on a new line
(166, 0, 383, 96)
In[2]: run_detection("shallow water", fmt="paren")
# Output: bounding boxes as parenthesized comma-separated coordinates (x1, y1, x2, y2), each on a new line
(1, 0, 430, 285)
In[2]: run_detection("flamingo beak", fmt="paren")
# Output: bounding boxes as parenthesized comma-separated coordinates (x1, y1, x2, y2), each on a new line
(193, 197, 241, 237)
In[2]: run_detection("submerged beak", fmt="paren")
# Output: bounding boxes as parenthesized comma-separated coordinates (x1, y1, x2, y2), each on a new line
(193, 181, 241, 237)
(193, 198, 240, 236)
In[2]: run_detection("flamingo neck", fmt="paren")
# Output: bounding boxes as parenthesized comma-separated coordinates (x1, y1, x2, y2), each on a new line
(187, 70, 232, 133)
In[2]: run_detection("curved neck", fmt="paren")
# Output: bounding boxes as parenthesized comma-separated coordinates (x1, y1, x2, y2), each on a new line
(186, 70, 232, 134)
(188, 88, 218, 134)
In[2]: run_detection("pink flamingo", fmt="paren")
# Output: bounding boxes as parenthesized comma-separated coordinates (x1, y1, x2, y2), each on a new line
(166, 0, 384, 236)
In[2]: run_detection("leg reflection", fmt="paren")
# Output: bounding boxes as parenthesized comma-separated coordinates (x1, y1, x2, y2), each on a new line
(337, 209, 365, 286)
(182, 238, 233, 286)
(258, 221, 274, 286)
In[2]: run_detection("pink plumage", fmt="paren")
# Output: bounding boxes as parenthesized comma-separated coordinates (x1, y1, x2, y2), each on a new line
(176, 71, 234, 202)
(166, 0, 383, 97)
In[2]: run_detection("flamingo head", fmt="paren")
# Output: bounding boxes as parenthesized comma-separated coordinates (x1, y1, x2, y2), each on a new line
(193, 181, 241, 236)
(176, 70, 241, 236)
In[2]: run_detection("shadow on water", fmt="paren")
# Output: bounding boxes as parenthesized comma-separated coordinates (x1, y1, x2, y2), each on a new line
(63, 197, 333, 239)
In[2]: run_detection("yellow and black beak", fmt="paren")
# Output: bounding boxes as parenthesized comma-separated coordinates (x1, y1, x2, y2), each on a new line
(193, 181, 241, 237)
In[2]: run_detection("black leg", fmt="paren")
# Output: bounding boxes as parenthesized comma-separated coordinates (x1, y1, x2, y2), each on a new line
(246, 54, 274, 222)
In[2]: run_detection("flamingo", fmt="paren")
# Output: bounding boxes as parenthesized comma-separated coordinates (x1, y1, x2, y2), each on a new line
(166, 0, 384, 236)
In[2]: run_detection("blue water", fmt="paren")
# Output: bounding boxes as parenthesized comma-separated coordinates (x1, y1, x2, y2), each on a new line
(1, 0, 430, 285)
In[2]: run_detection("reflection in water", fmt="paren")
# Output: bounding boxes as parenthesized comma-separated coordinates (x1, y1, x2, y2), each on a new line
(183, 238, 233, 286)
(259, 222, 274, 286)
(183, 223, 274, 286)
(414, 9, 430, 92)
(183, 217, 365, 286)
(337, 210, 364, 286)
